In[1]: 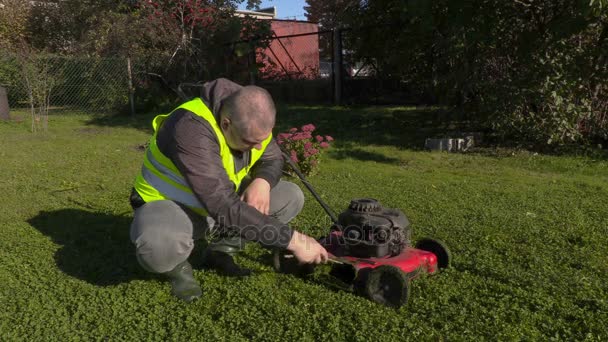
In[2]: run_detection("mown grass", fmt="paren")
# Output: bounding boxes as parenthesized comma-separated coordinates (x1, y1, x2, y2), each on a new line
(1, 106, 607, 341)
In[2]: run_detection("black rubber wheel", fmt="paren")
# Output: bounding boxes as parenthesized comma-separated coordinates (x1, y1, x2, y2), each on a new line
(272, 249, 315, 276)
(364, 265, 410, 308)
(415, 238, 451, 269)
(352, 268, 372, 296)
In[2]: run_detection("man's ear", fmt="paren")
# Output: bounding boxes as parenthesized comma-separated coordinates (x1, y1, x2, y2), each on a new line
(220, 117, 230, 131)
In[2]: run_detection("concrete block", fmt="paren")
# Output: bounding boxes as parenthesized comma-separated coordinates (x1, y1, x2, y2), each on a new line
(425, 138, 467, 152)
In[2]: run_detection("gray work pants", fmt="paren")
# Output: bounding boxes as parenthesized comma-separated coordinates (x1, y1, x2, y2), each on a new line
(130, 180, 304, 273)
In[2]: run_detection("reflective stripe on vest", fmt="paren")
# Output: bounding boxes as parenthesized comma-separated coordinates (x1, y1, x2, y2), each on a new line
(133, 97, 273, 214)
(140, 166, 202, 208)
(145, 149, 189, 188)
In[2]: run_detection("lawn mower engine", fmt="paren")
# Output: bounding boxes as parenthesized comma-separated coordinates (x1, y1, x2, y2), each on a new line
(330, 198, 410, 258)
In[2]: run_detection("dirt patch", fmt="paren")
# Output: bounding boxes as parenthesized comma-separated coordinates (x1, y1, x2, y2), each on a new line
(9, 116, 24, 123)
(133, 143, 148, 152)
(0, 116, 24, 123)
(75, 127, 108, 134)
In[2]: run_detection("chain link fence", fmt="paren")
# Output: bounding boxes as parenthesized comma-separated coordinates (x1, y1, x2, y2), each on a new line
(0, 53, 130, 114)
(0, 28, 415, 115)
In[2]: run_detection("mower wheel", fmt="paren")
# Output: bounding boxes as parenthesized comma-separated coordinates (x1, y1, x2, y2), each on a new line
(272, 249, 315, 276)
(415, 238, 451, 269)
(364, 265, 410, 308)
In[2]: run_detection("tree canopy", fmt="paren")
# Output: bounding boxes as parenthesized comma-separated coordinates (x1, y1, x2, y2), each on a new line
(0, 0, 269, 84)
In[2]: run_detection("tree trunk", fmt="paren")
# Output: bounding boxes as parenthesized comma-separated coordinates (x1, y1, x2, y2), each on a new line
(0, 86, 10, 121)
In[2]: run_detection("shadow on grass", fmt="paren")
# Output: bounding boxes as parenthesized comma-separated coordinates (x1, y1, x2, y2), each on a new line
(28, 209, 154, 286)
(275, 105, 466, 151)
(84, 112, 157, 133)
(80, 104, 468, 153)
(328, 147, 401, 164)
(250, 251, 371, 301)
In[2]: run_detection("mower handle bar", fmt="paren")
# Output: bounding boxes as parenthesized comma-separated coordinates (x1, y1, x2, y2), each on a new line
(280, 148, 339, 225)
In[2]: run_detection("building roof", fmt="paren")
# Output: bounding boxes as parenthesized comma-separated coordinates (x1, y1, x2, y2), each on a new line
(235, 7, 276, 20)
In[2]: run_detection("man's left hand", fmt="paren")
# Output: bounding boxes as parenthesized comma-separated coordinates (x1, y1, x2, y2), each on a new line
(240, 178, 271, 215)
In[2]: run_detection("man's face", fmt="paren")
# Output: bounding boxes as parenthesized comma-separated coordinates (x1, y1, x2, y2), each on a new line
(221, 117, 270, 152)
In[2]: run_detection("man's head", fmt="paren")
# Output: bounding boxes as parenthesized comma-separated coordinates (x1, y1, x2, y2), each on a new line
(219, 85, 276, 152)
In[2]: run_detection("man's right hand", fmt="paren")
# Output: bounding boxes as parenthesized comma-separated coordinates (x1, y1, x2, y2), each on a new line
(286, 231, 329, 264)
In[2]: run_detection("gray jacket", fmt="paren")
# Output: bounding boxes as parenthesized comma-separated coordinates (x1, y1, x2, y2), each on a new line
(153, 78, 293, 248)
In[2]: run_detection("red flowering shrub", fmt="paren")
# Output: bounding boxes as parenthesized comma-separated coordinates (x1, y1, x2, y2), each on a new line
(277, 124, 333, 176)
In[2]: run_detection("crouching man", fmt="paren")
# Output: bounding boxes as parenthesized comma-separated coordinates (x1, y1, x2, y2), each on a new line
(129, 78, 328, 302)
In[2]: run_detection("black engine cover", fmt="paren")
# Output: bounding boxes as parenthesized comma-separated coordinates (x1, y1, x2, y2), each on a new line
(335, 198, 410, 258)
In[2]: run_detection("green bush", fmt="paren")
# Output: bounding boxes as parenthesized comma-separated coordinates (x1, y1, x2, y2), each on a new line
(345, 0, 608, 147)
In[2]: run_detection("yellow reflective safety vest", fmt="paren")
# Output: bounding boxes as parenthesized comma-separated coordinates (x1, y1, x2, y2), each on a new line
(133, 98, 273, 215)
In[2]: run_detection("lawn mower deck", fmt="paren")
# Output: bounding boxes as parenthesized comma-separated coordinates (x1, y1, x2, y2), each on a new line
(323, 231, 445, 276)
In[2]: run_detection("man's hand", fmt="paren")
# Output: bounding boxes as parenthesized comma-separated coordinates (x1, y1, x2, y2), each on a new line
(240, 178, 271, 215)
(286, 231, 329, 264)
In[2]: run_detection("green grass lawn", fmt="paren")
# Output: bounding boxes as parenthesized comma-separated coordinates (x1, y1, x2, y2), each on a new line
(1, 106, 607, 340)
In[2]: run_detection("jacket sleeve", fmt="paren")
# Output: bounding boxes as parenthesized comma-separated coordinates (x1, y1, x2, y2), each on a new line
(158, 111, 294, 249)
(250, 138, 284, 188)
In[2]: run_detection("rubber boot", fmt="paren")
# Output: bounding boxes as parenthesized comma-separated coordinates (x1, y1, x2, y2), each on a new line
(164, 260, 202, 302)
(202, 237, 252, 277)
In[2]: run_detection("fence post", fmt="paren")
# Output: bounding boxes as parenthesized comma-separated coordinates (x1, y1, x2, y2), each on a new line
(333, 28, 342, 105)
(127, 57, 135, 117)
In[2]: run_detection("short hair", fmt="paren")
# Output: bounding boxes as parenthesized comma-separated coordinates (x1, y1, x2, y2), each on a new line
(221, 86, 276, 137)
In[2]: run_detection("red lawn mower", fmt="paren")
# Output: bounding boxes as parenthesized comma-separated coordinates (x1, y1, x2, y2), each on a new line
(274, 151, 451, 308)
